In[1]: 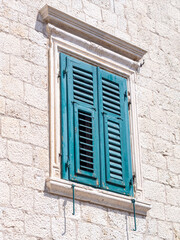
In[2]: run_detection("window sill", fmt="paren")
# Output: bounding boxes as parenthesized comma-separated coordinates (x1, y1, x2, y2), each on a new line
(46, 178, 151, 216)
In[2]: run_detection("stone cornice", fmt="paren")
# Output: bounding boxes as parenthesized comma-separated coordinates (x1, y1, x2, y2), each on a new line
(40, 5, 147, 61)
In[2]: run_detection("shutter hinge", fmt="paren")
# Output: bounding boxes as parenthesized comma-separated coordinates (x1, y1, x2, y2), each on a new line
(58, 71, 61, 79)
(129, 174, 136, 187)
(128, 91, 131, 108)
(58, 153, 62, 160)
(66, 158, 70, 169)
(63, 69, 67, 76)
(124, 90, 127, 100)
(63, 57, 68, 77)
(129, 177, 133, 186)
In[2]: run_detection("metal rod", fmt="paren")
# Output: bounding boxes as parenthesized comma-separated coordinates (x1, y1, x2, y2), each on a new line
(131, 199, 137, 231)
(72, 184, 75, 215)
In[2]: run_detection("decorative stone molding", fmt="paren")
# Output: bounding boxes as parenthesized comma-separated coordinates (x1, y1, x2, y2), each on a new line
(40, 5, 147, 61)
(40, 5, 150, 214)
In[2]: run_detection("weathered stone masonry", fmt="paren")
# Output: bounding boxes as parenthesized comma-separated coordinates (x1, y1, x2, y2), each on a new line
(0, 0, 180, 239)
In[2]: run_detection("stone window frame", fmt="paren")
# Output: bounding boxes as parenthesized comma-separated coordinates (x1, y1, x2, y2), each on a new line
(40, 5, 151, 215)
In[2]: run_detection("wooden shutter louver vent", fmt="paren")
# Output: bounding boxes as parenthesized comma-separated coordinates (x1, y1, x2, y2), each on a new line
(102, 78, 121, 116)
(107, 119, 123, 180)
(78, 110, 94, 173)
(73, 66, 94, 105)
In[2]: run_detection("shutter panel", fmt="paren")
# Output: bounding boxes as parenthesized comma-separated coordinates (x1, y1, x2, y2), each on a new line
(61, 53, 100, 187)
(98, 68, 133, 195)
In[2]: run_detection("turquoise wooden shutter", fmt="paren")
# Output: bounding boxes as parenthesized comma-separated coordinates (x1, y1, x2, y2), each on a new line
(98, 68, 133, 196)
(60, 53, 100, 187)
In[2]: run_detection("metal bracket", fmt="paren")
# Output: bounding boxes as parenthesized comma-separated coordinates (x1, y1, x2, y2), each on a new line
(131, 199, 137, 231)
(72, 184, 75, 215)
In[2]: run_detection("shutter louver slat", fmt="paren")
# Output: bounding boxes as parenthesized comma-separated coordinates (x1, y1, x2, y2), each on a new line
(108, 119, 123, 181)
(73, 66, 94, 106)
(102, 78, 121, 116)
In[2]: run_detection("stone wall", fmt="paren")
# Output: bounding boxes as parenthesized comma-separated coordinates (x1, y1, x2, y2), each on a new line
(0, 0, 179, 239)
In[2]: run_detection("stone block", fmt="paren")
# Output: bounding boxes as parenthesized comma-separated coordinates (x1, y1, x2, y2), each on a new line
(0, 137, 6, 158)
(10, 55, 31, 83)
(6, 99, 29, 121)
(158, 169, 179, 188)
(20, 121, 48, 148)
(11, 186, 33, 211)
(107, 208, 126, 231)
(144, 180, 166, 203)
(0, 160, 22, 185)
(3, 0, 27, 14)
(23, 166, 45, 191)
(139, 132, 153, 150)
(142, 164, 158, 181)
(153, 137, 173, 157)
(25, 214, 50, 238)
(52, 216, 76, 240)
(29, 28, 47, 47)
(3, 34, 21, 56)
(18, 13, 34, 28)
(0, 16, 9, 33)
(167, 157, 180, 174)
(81, 203, 107, 226)
(149, 202, 165, 220)
(0, 74, 23, 101)
(158, 220, 173, 239)
(2, 207, 24, 234)
(165, 205, 180, 223)
(33, 147, 49, 171)
(10, 21, 28, 38)
(173, 223, 180, 240)
(1, 117, 20, 140)
(0, 96, 5, 114)
(21, 40, 47, 67)
(166, 186, 180, 206)
(34, 191, 59, 215)
(0, 52, 9, 74)
(8, 140, 32, 166)
(24, 83, 47, 111)
(102, 9, 118, 27)
(139, 117, 157, 136)
(173, 145, 180, 159)
(147, 217, 157, 235)
(30, 107, 48, 126)
(77, 221, 102, 240)
(72, 0, 83, 10)
(0, 182, 10, 205)
(0, 5, 18, 22)
(101, 227, 125, 240)
(83, 1, 102, 20)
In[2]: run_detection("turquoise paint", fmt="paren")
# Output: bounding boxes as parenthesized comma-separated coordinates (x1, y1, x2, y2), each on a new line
(60, 53, 133, 196)
(132, 199, 137, 231)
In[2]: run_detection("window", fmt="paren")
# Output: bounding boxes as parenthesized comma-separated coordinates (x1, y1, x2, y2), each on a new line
(41, 5, 151, 214)
(60, 53, 133, 196)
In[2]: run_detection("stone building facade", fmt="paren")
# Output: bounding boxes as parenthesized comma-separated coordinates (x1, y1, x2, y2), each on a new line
(0, 0, 180, 239)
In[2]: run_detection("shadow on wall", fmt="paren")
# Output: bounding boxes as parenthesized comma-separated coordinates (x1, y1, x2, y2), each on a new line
(62, 200, 67, 236)
(35, 13, 47, 36)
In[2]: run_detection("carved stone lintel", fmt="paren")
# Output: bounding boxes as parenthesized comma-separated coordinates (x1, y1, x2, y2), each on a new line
(40, 5, 147, 62)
